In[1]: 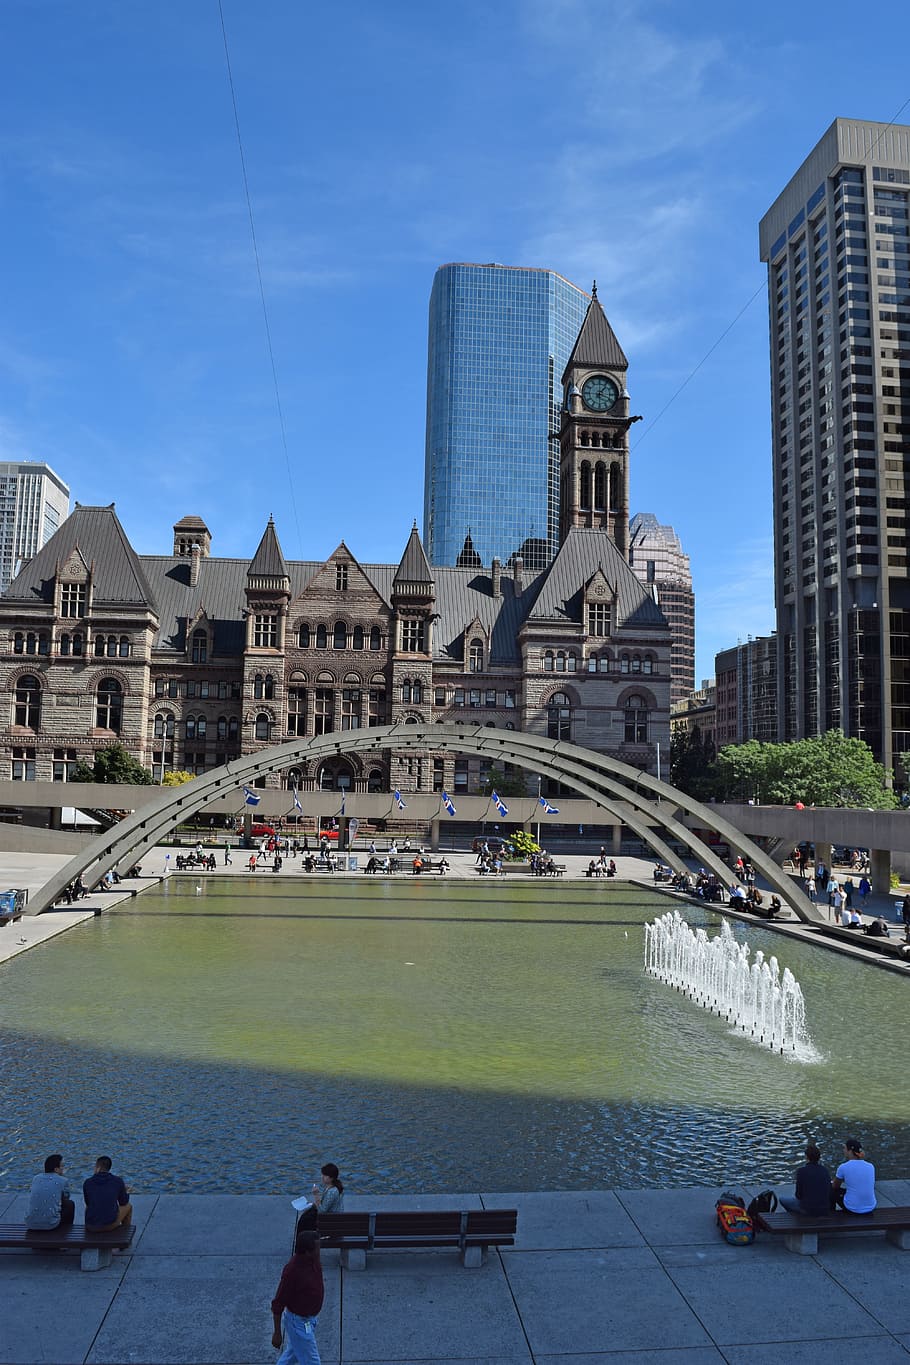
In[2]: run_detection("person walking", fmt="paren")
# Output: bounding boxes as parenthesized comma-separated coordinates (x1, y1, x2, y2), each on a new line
(859, 875, 871, 906)
(806, 875, 817, 903)
(271, 1228, 324, 1365)
(831, 884, 844, 924)
(902, 892, 910, 944)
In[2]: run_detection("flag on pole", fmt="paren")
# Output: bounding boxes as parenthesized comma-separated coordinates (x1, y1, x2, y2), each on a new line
(394, 790, 407, 811)
(340, 790, 346, 817)
(538, 796, 560, 815)
(292, 786, 302, 813)
(441, 791, 457, 817)
(491, 790, 509, 818)
(243, 786, 261, 806)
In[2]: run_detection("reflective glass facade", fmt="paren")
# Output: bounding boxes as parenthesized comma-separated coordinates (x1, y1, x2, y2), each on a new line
(424, 264, 588, 569)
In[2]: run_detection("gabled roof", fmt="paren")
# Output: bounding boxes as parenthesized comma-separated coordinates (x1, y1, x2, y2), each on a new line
(3, 505, 157, 608)
(393, 522, 434, 587)
(456, 531, 483, 570)
(248, 517, 289, 581)
(527, 528, 668, 631)
(562, 295, 628, 380)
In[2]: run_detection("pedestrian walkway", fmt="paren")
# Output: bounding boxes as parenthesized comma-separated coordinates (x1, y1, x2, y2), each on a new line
(2, 1185, 909, 1363)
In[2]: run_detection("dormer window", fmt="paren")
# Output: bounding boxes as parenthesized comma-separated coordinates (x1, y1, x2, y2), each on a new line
(587, 603, 611, 635)
(191, 628, 207, 664)
(469, 638, 484, 672)
(60, 583, 86, 618)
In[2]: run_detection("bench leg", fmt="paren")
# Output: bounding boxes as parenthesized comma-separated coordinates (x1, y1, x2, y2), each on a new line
(784, 1231, 817, 1255)
(81, 1247, 112, 1271)
(462, 1244, 484, 1268)
(886, 1228, 910, 1249)
(340, 1248, 366, 1270)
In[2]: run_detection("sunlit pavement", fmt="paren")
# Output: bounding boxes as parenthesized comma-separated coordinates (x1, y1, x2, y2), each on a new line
(2, 1185, 910, 1363)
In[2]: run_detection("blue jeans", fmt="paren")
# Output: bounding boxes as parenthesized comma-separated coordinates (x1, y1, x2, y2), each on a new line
(277, 1311, 321, 1365)
(780, 1195, 816, 1215)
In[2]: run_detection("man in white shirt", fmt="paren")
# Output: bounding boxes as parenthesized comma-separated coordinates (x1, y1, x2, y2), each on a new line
(25, 1154, 75, 1229)
(831, 1137, 876, 1213)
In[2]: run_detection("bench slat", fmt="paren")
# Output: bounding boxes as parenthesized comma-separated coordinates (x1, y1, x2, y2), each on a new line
(0, 1223, 135, 1249)
(756, 1207, 910, 1234)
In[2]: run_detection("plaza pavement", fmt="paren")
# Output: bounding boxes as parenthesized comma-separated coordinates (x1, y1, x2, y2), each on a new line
(2, 1185, 910, 1363)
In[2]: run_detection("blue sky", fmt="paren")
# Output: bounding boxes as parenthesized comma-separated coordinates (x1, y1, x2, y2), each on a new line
(1, 1, 908, 680)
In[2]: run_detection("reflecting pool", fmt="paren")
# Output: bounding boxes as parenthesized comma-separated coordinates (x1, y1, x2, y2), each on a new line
(1, 879, 907, 1194)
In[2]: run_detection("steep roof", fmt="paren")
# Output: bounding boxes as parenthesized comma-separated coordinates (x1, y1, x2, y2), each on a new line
(528, 528, 668, 631)
(562, 295, 628, 381)
(3, 504, 157, 608)
(393, 522, 434, 587)
(248, 517, 289, 581)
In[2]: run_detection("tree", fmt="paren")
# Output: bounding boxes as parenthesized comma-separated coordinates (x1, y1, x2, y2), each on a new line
(670, 725, 716, 799)
(162, 770, 196, 787)
(71, 744, 154, 785)
(711, 730, 897, 809)
(507, 829, 541, 861)
(479, 766, 529, 797)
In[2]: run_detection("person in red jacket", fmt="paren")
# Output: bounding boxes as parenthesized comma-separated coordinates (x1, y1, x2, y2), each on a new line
(271, 1228, 324, 1364)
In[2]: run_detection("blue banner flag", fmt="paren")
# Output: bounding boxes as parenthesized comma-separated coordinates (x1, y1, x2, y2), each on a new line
(538, 796, 560, 815)
(441, 791, 457, 817)
(394, 790, 407, 811)
(491, 790, 509, 818)
(243, 786, 261, 806)
(340, 790, 346, 817)
(292, 786, 302, 813)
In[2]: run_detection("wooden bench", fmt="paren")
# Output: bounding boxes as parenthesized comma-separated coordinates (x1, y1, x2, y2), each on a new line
(410, 860, 449, 874)
(755, 1206, 910, 1255)
(0, 1222, 135, 1270)
(316, 1208, 517, 1269)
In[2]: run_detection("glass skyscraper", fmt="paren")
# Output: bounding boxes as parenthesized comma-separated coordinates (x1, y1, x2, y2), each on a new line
(424, 263, 588, 569)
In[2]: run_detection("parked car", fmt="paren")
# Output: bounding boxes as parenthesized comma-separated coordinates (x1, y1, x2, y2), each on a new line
(250, 823, 276, 837)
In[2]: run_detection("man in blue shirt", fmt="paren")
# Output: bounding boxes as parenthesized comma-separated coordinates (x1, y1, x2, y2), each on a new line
(83, 1155, 132, 1232)
(832, 1137, 876, 1214)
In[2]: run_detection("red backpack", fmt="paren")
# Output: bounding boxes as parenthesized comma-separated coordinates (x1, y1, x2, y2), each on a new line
(715, 1191, 755, 1245)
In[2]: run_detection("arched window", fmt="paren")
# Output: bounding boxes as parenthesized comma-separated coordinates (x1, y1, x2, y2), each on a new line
(624, 694, 649, 744)
(154, 712, 174, 739)
(61, 633, 71, 657)
(369, 626, 382, 651)
(287, 687, 307, 736)
(367, 768, 383, 792)
(316, 624, 327, 649)
(217, 715, 227, 739)
(13, 632, 23, 654)
(544, 650, 554, 671)
(469, 638, 483, 672)
(402, 680, 411, 703)
(106, 636, 118, 657)
(318, 759, 353, 791)
(26, 633, 36, 655)
(94, 635, 105, 657)
(332, 621, 347, 650)
(579, 460, 591, 508)
(191, 629, 207, 663)
(555, 651, 566, 672)
(72, 632, 84, 656)
(567, 653, 577, 672)
(643, 656, 653, 674)
(620, 653, 630, 673)
(119, 636, 130, 658)
(610, 462, 621, 507)
(96, 678, 122, 731)
(298, 624, 311, 648)
(14, 675, 40, 729)
(254, 712, 272, 742)
(547, 691, 572, 741)
(352, 625, 364, 650)
(228, 717, 239, 740)
(599, 655, 611, 673)
(405, 716, 418, 724)
(186, 715, 197, 740)
(197, 715, 207, 739)
(286, 768, 304, 791)
(37, 634, 49, 656)
(631, 655, 641, 673)
(254, 673, 265, 699)
(264, 674, 274, 700)
(594, 461, 606, 509)
(412, 680, 423, 704)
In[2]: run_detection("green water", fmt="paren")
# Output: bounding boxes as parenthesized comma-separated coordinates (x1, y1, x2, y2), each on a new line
(1, 878, 907, 1193)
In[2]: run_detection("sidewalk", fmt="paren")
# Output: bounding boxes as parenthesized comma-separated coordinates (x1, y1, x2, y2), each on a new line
(2, 1186, 909, 1363)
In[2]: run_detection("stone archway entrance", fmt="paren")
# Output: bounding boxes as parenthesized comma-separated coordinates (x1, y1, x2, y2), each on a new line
(28, 724, 821, 923)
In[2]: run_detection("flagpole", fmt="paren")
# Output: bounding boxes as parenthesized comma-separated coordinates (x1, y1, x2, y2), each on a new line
(536, 776, 541, 846)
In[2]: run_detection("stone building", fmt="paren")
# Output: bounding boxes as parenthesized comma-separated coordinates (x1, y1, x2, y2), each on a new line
(0, 297, 671, 794)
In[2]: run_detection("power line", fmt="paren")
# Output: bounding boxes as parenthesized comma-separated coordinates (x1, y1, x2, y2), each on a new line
(218, 1, 302, 554)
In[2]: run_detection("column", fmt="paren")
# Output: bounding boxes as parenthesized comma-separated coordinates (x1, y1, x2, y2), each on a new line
(870, 847, 891, 897)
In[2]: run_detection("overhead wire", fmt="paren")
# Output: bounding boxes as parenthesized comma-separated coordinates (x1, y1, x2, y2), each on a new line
(217, 1, 303, 554)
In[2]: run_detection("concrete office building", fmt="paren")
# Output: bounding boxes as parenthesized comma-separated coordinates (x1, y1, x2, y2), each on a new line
(714, 636, 778, 748)
(759, 117, 910, 777)
(424, 263, 588, 571)
(0, 462, 70, 594)
(629, 513, 695, 705)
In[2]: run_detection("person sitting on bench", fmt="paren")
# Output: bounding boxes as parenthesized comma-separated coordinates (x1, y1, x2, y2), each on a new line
(863, 915, 890, 938)
(779, 1142, 831, 1216)
(83, 1155, 133, 1232)
(25, 1153, 75, 1230)
(831, 1137, 876, 1214)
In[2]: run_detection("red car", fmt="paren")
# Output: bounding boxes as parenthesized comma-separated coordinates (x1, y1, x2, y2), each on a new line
(250, 823, 276, 837)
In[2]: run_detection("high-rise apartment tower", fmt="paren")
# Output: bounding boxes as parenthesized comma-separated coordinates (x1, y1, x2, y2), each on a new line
(629, 513, 695, 705)
(759, 118, 910, 776)
(0, 462, 70, 593)
(424, 263, 588, 570)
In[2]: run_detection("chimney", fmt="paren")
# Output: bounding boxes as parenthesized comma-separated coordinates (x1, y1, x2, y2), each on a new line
(491, 557, 501, 599)
(190, 543, 201, 587)
(513, 555, 524, 594)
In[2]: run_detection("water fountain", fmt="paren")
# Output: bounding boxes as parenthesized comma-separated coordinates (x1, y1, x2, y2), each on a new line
(644, 910, 818, 1059)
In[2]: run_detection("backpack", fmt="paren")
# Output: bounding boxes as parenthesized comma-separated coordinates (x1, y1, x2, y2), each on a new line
(715, 1191, 754, 1245)
(747, 1189, 779, 1221)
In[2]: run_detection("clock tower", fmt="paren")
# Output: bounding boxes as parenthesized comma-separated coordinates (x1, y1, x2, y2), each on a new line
(557, 285, 636, 558)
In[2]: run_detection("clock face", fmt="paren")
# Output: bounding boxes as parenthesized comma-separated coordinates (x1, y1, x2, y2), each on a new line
(582, 375, 619, 412)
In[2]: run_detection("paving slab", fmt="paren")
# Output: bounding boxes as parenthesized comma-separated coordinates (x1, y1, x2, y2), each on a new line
(664, 1256, 884, 1345)
(0, 1253, 126, 1365)
(344, 1191, 483, 1211)
(86, 1253, 339, 1365)
(536, 1353, 725, 1365)
(815, 1240, 910, 1334)
(721, 1340, 910, 1364)
(339, 1256, 525, 1361)
(0, 1192, 16, 1218)
(877, 1178, 910, 1203)
(615, 1186, 732, 1246)
(132, 1193, 293, 1256)
(484, 1190, 645, 1251)
(501, 1247, 711, 1356)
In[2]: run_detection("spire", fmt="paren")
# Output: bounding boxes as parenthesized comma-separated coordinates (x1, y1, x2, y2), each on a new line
(393, 521, 434, 587)
(456, 530, 483, 570)
(562, 293, 627, 381)
(247, 516, 290, 591)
